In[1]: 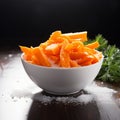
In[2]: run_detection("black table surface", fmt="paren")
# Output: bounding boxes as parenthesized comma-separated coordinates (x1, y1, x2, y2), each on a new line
(0, 50, 120, 120)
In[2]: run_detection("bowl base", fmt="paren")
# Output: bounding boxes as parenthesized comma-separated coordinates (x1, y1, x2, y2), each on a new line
(43, 89, 83, 96)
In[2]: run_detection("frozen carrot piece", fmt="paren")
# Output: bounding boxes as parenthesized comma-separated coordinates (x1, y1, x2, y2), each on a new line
(45, 43, 61, 55)
(31, 55, 41, 65)
(63, 31, 87, 42)
(47, 55, 60, 64)
(47, 31, 62, 44)
(32, 47, 51, 67)
(19, 46, 32, 61)
(84, 47, 97, 55)
(70, 60, 80, 67)
(19, 46, 31, 54)
(40, 42, 49, 50)
(65, 41, 84, 53)
(69, 51, 87, 60)
(91, 52, 103, 64)
(58, 35, 72, 43)
(80, 61, 92, 66)
(77, 55, 94, 66)
(85, 41, 100, 49)
(50, 31, 61, 40)
(59, 39, 70, 68)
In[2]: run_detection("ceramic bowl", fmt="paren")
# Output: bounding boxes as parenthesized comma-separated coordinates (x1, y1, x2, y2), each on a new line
(21, 54, 103, 95)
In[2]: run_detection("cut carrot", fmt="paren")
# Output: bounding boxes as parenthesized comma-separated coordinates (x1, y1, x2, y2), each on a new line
(31, 55, 40, 65)
(65, 41, 84, 53)
(49, 31, 61, 40)
(85, 41, 100, 49)
(70, 60, 80, 67)
(59, 39, 70, 68)
(45, 43, 61, 55)
(84, 47, 97, 55)
(77, 55, 94, 66)
(32, 47, 51, 67)
(47, 31, 62, 44)
(70, 51, 87, 60)
(20, 30, 102, 68)
(19, 46, 32, 61)
(63, 31, 87, 42)
(48, 55, 60, 64)
(19, 46, 32, 55)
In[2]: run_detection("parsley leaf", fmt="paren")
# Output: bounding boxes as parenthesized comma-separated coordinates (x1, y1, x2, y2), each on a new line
(91, 34, 120, 83)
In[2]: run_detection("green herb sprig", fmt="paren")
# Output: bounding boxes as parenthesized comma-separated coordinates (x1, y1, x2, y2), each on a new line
(92, 35, 120, 83)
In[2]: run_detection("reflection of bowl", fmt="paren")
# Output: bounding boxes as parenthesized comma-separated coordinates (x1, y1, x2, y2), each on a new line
(21, 53, 104, 95)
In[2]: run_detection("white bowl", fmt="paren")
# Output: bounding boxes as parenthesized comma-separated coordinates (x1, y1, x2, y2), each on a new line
(21, 54, 104, 95)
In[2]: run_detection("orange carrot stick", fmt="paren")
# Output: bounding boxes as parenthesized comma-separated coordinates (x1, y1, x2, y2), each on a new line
(45, 43, 61, 55)
(85, 41, 100, 49)
(63, 31, 87, 42)
(59, 39, 70, 67)
(32, 47, 51, 67)
(70, 60, 80, 67)
(19, 46, 32, 61)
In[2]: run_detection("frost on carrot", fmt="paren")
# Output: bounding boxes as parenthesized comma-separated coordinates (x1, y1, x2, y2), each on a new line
(20, 30, 102, 68)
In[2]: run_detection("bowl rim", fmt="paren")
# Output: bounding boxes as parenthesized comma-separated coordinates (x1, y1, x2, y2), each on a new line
(21, 53, 104, 70)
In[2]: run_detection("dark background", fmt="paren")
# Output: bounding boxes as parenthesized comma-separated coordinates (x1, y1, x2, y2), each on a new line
(0, 0, 120, 49)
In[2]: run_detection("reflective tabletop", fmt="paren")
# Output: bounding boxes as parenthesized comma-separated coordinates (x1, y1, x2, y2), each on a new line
(0, 50, 120, 120)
